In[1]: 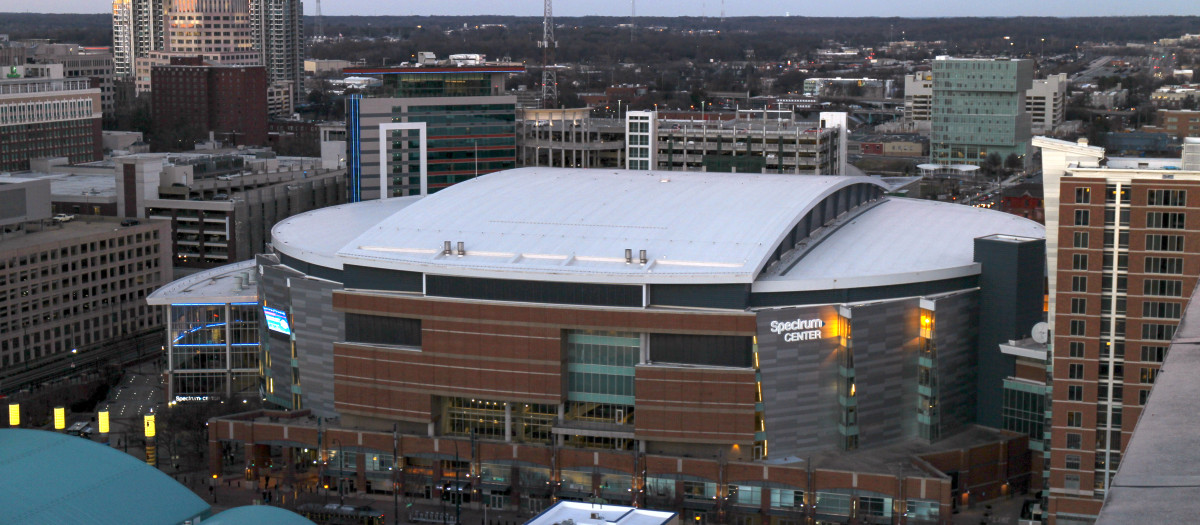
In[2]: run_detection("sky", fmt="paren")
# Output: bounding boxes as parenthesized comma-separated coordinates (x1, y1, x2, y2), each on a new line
(14, 0, 1200, 17)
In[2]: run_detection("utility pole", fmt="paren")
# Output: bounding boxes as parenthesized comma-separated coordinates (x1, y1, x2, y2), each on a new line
(538, 0, 558, 108)
(393, 423, 399, 525)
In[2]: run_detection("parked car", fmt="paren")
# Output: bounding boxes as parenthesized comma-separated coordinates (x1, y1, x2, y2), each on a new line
(52, 213, 75, 223)
(119, 219, 139, 226)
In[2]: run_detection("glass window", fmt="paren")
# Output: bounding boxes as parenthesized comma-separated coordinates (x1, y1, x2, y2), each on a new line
(815, 492, 852, 516)
(770, 488, 804, 509)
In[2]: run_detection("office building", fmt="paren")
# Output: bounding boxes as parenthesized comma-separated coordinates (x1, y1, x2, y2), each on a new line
(150, 56, 268, 147)
(0, 178, 170, 371)
(0, 65, 103, 172)
(251, 0, 303, 107)
(1, 41, 117, 117)
(344, 62, 524, 201)
(197, 168, 1047, 523)
(930, 57, 1033, 167)
(903, 72, 933, 134)
(112, 0, 168, 79)
(1027, 74, 1068, 136)
(1037, 136, 1200, 524)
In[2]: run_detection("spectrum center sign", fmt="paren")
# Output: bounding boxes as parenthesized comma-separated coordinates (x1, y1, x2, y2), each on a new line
(769, 317, 827, 342)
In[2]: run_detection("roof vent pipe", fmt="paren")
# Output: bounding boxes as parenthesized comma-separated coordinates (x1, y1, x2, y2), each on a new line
(457, 241, 465, 257)
(443, 240, 452, 256)
(625, 249, 632, 264)
(639, 249, 647, 265)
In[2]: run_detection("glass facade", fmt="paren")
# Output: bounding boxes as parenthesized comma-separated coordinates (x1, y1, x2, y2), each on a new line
(168, 302, 260, 400)
(565, 330, 639, 406)
(386, 103, 516, 196)
(381, 73, 495, 98)
(440, 397, 555, 443)
(930, 58, 1033, 166)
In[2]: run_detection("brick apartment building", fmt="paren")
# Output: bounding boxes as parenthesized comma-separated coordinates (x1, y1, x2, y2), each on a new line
(151, 56, 267, 148)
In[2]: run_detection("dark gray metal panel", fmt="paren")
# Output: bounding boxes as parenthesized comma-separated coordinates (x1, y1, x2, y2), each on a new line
(848, 298, 920, 447)
(426, 274, 641, 307)
(931, 289, 981, 438)
(756, 305, 841, 454)
(648, 333, 753, 367)
(649, 283, 750, 310)
(289, 275, 343, 418)
(344, 264, 421, 292)
(973, 236, 1045, 427)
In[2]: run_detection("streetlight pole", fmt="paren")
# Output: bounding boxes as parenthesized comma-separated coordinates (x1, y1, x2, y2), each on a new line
(332, 438, 345, 506)
(393, 423, 400, 525)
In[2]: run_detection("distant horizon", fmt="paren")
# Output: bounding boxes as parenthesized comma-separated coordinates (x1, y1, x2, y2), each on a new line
(5, 0, 1200, 18)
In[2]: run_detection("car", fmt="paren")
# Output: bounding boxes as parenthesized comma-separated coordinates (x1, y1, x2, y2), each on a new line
(52, 213, 75, 223)
(120, 219, 140, 226)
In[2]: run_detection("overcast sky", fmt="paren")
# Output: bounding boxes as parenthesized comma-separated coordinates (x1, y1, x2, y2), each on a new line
(15, 0, 1200, 17)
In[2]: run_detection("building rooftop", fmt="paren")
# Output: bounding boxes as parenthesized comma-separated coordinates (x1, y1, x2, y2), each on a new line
(760, 198, 1044, 291)
(147, 259, 258, 305)
(0, 171, 116, 198)
(527, 501, 676, 525)
(337, 169, 883, 285)
(0, 428, 209, 525)
(0, 217, 156, 252)
(200, 506, 315, 525)
(1097, 285, 1200, 524)
(273, 168, 1043, 289)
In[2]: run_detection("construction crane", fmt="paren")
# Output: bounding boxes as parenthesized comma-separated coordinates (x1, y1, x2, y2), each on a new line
(538, 0, 557, 108)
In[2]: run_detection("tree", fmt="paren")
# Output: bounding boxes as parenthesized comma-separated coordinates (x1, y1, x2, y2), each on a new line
(985, 152, 1003, 175)
(1005, 153, 1023, 172)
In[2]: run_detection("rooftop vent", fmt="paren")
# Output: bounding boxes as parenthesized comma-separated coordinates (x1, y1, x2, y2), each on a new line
(443, 240, 452, 256)
(457, 241, 465, 257)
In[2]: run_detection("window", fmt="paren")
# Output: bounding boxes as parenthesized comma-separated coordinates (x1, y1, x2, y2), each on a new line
(1069, 341, 1085, 358)
(1141, 345, 1167, 363)
(1072, 253, 1088, 270)
(1064, 474, 1081, 490)
(1140, 367, 1160, 384)
(1067, 433, 1082, 449)
(1142, 323, 1177, 341)
(1068, 363, 1085, 379)
(1074, 209, 1090, 226)
(1145, 256, 1184, 275)
(1139, 389, 1151, 405)
(1067, 411, 1083, 427)
(1146, 234, 1184, 252)
(1144, 279, 1183, 297)
(1072, 276, 1088, 292)
(769, 489, 804, 509)
(1146, 212, 1186, 229)
(1143, 301, 1182, 319)
(859, 496, 892, 519)
(1148, 189, 1186, 206)
(1065, 454, 1081, 470)
(1068, 385, 1083, 401)
(1075, 187, 1092, 203)
(1070, 320, 1086, 336)
(1071, 298, 1087, 314)
(815, 492, 852, 516)
(1073, 231, 1089, 248)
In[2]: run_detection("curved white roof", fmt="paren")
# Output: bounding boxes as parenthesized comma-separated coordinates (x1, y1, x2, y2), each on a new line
(146, 259, 258, 305)
(336, 168, 885, 284)
(269, 168, 1045, 291)
(755, 198, 1045, 291)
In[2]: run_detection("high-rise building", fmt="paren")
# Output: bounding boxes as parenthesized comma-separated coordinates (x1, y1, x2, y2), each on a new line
(164, 0, 255, 54)
(0, 65, 103, 172)
(344, 62, 524, 201)
(1037, 136, 1200, 524)
(112, 0, 167, 79)
(251, 0, 303, 107)
(930, 57, 1033, 167)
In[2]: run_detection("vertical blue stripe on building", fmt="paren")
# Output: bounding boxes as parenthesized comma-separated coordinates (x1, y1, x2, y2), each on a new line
(347, 94, 362, 202)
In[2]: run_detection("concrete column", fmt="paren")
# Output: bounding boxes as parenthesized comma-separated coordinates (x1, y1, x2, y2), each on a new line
(209, 439, 223, 478)
(224, 302, 232, 399)
(356, 451, 367, 494)
(504, 404, 513, 443)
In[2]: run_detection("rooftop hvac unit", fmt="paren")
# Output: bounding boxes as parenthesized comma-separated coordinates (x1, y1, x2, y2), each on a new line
(1184, 138, 1200, 171)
